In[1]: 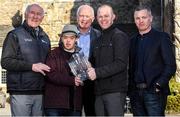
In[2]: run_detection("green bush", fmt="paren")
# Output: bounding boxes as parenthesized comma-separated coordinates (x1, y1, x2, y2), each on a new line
(169, 78, 180, 94)
(166, 94, 180, 113)
(166, 78, 180, 113)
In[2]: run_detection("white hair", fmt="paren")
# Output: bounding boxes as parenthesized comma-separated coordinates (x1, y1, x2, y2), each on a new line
(25, 3, 44, 16)
(76, 4, 94, 18)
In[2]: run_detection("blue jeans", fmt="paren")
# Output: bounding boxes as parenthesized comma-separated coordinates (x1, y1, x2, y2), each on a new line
(129, 89, 167, 116)
(45, 108, 81, 116)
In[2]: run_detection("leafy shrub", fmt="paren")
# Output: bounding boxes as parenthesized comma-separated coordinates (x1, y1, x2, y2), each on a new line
(166, 78, 180, 113)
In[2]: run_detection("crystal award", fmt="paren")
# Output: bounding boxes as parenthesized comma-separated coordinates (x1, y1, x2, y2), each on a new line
(68, 52, 89, 81)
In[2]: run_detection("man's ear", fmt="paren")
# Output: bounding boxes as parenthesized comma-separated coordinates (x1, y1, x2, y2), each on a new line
(150, 16, 153, 23)
(91, 16, 95, 23)
(112, 14, 116, 21)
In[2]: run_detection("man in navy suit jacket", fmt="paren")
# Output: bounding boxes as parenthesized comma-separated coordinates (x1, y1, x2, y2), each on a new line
(129, 4, 176, 116)
(76, 4, 101, 116)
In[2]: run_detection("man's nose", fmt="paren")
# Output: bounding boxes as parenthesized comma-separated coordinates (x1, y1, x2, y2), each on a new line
(33, 14, 39, 18)
(67, 38, 71, 42)
(139, 18, 144, 23)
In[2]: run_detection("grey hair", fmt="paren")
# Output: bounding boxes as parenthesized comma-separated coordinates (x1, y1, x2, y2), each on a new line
(134, 4, 152, 16)
(25, 3, 44, 16)
(76, 4, 94, 18)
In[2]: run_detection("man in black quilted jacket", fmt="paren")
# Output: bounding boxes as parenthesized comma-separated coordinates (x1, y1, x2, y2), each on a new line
(87, 4, 130, 116)
(1, 3, 50, 116)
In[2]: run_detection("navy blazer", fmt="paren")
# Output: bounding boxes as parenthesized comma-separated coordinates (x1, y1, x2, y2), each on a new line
(89, 27, 101, 58)
(82, 27, 100, 89)
(129, 28, 176, 94)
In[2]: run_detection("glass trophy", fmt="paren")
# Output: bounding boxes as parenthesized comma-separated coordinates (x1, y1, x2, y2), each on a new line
(68, 52, 89, 81)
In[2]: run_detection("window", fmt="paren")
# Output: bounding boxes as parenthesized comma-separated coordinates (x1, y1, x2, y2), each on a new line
(1, 70, 6, 84)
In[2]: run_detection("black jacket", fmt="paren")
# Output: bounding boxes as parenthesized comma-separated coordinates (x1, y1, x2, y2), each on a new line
(1, 21, 50, 94)
(90, 25, 130, 95)
(129, 28, 176, 95)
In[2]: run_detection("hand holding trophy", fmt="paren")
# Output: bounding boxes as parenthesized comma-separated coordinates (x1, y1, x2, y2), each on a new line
(68, 52, 91, 82)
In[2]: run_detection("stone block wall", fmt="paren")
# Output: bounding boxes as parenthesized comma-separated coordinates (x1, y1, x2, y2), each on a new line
(0, 0, 89, 47)
(174, 0, 180, 82)
(0, 0, 23, 46)
(0, 0, 163, 47)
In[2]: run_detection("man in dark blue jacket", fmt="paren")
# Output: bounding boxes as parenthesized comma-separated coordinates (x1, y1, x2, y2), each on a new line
(76, 4, 100, 116)
(1, 4, 50, 116)
(128, 5, 176, 116)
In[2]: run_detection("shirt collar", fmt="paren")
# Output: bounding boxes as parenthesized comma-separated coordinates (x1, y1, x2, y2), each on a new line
(78, 27, 91, 35)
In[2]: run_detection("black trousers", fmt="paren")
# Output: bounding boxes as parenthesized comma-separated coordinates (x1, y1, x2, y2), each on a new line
(82, 80, 95, 116)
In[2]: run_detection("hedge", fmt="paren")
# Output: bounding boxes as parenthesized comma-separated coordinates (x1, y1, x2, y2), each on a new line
(166, 77, 180, 113)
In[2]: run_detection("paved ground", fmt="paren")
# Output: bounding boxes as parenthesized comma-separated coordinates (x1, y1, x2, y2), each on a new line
(0, 103, 10, 116)
(0, 102, 180, 116)
(0, 103, 133, 116)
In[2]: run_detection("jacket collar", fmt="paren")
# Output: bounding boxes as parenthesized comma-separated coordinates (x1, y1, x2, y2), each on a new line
(136, 28, 155, 39)
(78, 26, 91, 35)
(101, 24, 116, 33)
(22, 21, 44, 38)
(59, 43, 81, 53)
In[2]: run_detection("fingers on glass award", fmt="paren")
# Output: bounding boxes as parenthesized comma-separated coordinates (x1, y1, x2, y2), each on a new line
(68, 52, 89, 81)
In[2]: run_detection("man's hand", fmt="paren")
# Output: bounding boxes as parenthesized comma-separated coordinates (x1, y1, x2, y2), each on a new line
(75, 77, 83, 86)
(87, 67, 96, 81)
(32, 63, 50, 76)
(155, 83, 161, 92)
(87, 61, 92, 68)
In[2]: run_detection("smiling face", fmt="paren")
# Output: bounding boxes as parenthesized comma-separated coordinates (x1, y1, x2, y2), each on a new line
(134, 9, 153, 35)
(97, 5, 115, 30)
(25, 4, 44, 28)
(77, 5, 94, 33)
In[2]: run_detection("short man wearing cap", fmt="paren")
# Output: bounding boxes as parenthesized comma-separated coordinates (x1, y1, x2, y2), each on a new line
(76, 4, 101, 116)
(44, 24, 83, 116)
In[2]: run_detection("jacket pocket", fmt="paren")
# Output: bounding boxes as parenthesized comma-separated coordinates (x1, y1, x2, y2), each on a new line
(7, 72, 21, 89)
(21, 72, 44, 89)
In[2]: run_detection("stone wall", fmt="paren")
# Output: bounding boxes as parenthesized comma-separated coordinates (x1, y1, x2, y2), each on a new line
(0, 0, 89, 47)
(0, 0, 163, 47)
(174, 0, 180, 82)
(0, 0, 23, 46)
